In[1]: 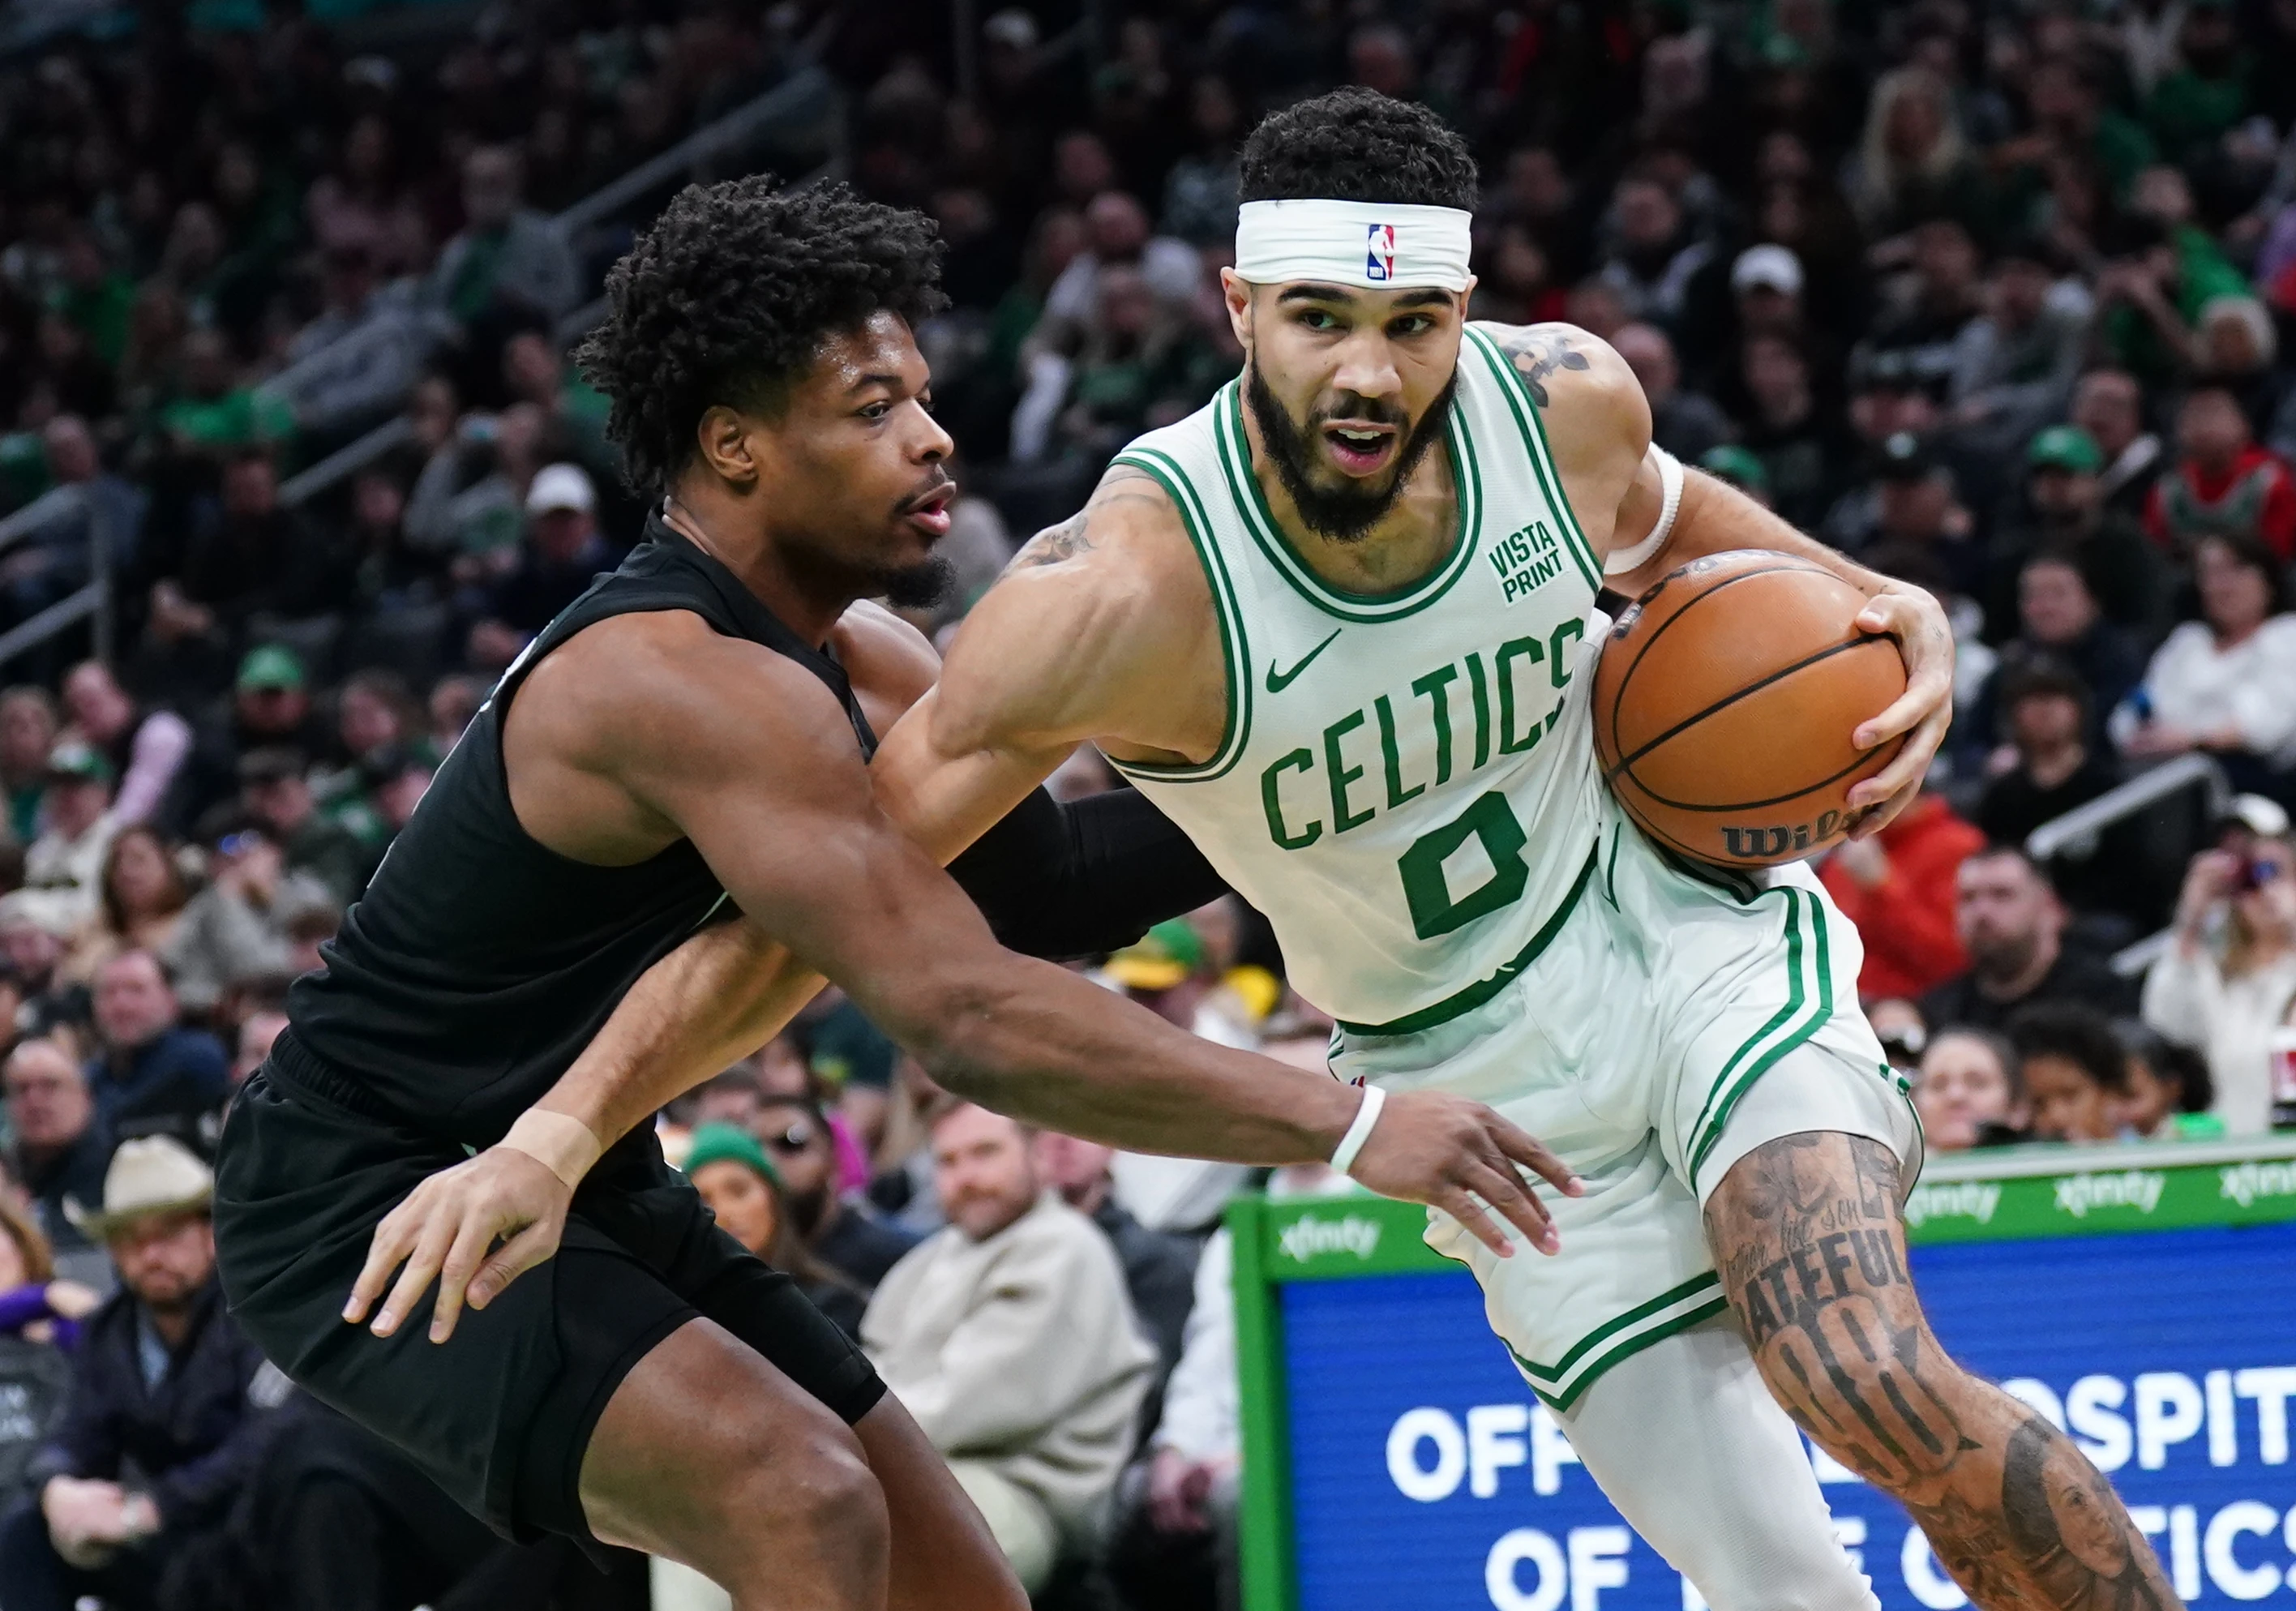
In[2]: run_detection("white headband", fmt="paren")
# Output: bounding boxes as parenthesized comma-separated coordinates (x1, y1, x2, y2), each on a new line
(1232, 199, 1474, 293)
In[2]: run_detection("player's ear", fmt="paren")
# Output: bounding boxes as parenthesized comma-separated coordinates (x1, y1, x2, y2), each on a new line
(1220, 268, 1253, 350)
(693, 404, 760, 490)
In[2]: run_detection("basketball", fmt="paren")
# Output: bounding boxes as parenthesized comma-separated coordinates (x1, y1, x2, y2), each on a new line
(1591, 549, 1908, 868)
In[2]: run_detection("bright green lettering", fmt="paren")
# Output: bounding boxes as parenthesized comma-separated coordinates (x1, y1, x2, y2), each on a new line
(1323, 710, 1375, 833)
(1465, 653, 1492, 770)
(1497, 636, 1544, 754)
(1411, 664, 1459, 785)
(1374, 695, 1424, 809)
(1549, 618, 1584, 688)
(1395, 791, 1533, 940)
(1261, 749, 1321, 849)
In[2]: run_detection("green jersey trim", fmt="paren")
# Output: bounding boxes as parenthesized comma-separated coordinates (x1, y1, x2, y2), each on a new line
(1334, 842, 1599, 1037)
(1212, 382, 1484, 623)
(1686, 887, 1837, 1182)
(1505, 1271, 1730, 1410)
(1464, 328, 1602, 592)
(1101, 448, 1253, 782)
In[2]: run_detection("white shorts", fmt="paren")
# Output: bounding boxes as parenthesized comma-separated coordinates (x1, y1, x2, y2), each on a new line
(1329, 800, 1921, 1412)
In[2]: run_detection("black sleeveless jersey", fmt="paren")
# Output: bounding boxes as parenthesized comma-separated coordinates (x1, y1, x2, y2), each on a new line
(277, 512, 876, 1146)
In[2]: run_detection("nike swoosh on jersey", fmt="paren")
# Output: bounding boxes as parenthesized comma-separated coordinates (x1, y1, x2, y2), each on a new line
(1265, 629, 1342, 693)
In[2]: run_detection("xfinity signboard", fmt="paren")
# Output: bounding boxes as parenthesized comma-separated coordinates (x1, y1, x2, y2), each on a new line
(1234, 1143, 2296, 1611)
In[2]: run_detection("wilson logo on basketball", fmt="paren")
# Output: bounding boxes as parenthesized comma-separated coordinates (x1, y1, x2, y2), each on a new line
(1591, 550, 1906, 868)
(1718, 810, 1871, 861)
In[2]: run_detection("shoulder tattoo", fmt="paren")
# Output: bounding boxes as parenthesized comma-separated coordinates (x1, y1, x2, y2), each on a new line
(1009, 512, 1092, 571)
(1493, 324, 1591, 409)
(1005, 465, 1168, 572)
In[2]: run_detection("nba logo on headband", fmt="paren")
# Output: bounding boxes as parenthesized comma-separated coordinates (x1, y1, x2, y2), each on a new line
(1365, 224, 1396, 283)
(1232, 200, 1471, 291)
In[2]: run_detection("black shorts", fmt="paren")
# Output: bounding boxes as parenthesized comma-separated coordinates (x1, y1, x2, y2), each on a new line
(213, 1041, 885, 1545)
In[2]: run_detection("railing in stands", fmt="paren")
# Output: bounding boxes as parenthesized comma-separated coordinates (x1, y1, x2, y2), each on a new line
(263, 67, 841, 512)
(255, 65, 838, 434)
(0, 484, 113, 671)
(2022, 752, 2230, 979)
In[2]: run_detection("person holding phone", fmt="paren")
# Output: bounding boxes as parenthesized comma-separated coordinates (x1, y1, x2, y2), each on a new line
(2142, 795, 2296, 1132)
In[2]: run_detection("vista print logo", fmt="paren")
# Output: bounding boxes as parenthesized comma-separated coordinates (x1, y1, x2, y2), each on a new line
(1279, 1212, 1384, 1264)
(1902, 1180, 2001, 1228)
(1365, 224, 1396, 283)
(2053, 1170, 2166, 1218)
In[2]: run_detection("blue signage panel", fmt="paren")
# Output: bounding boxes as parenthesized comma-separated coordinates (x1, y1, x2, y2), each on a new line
(1284, 1223, 2296, 1611)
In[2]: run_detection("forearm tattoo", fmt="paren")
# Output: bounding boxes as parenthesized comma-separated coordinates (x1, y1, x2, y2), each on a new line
(1492, 323, 1591, 408)
(1705, 1134, 2179, 1611)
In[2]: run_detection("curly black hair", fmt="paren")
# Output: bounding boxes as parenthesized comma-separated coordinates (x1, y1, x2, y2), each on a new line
(1238, 88, 1477, 211)
(2007, 1002, 2131, 1095)
(575, 175, 948, 493)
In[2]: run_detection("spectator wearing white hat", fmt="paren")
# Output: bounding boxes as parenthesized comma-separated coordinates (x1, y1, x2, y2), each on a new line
(1732, 242, 1806, 321)
(14, 742, 121, 940)
(0, 1137, 280, 1611)
(465, 462, 614, 672)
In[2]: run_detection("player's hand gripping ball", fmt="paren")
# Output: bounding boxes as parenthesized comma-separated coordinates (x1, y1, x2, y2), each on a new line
(1592, 550, 1908, 868)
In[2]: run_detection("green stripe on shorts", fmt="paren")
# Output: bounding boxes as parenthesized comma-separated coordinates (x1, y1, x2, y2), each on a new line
(1687, 890, 1836, 1182)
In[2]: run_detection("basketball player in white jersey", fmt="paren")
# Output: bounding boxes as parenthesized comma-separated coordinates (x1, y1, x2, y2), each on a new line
(374, 92, 2176, 1611)
(850, 92, 2171, 1611)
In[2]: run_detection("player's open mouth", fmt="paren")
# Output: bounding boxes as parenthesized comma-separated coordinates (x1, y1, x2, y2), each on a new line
(1321, 421, 1398, 477)
(901, 486, 953, 539)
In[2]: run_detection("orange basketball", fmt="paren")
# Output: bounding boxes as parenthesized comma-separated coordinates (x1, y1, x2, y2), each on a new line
(1591, 549, 1906, 868)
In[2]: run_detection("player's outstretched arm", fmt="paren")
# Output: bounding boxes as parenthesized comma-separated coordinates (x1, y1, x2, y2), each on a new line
(873, 461, 1223, 863)
(1480, 320, 1954, 837)
(635, 633, 1549, 1179)
(350, 619, 1581, 1343)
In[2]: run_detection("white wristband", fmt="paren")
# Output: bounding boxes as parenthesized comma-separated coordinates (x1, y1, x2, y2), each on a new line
(1329, 1083, 1387, 1177)
(1604, 446, 1683, 576)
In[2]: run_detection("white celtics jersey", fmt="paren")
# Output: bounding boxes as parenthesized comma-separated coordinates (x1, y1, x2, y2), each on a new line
(1109, 325, 1607, 1035)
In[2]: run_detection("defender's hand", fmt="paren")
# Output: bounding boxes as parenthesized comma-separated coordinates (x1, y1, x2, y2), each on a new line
(1347, 1090, 1583, 1257)
(343, 1146, 573, 1343)
(1845, 584, 1955, 837)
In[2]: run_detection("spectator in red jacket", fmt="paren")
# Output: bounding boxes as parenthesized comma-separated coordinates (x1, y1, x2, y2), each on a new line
(2145, 386, 2296, 565)
(1820, 790, 1986, 1001)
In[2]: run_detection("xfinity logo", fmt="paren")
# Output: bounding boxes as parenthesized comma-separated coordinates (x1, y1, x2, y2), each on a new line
(2053, 1170, 2165, 1218)
(1902, 1180, 2001, 1227)
(2219, 1159, 2296, 1208)
(1279, 1213, 1383, 1263)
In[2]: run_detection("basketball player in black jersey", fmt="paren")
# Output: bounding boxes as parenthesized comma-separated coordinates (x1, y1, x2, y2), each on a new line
(212, 178, 1577, 1610)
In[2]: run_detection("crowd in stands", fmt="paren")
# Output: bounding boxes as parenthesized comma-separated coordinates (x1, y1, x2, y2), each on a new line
(0, 0, 2294, 1605)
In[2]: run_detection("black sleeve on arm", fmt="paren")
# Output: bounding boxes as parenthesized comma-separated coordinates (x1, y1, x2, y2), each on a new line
(946, 785, 1230, 961)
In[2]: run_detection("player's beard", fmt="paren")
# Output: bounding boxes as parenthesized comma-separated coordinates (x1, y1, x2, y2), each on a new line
(877, 554, 953, 609)
(1245, 360, 1456, 543)
(786, 546, 953, 611)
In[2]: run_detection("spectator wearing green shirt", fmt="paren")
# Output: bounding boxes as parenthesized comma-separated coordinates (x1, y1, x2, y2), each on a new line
(0, 690, 58, 848)
(2147, 0, 2254, 167)
(2097, 177, 2247, 388)
(425, 148, 581, 325)
(154, 331, 293, 461)
(2007, 59, 2157, 206)
(52, 234, 134, 371)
